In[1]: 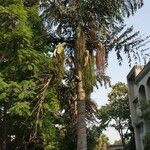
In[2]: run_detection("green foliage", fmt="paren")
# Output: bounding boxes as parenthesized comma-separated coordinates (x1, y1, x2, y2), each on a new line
(87, 125, 103, 150)
(9, 102, 31, 117)
(94, 134, 109, 150)
(0, 1, 63, 149)
(16, 49, 49, 75)
(97, 82, 135, 148)
(0, 3, 32, 53)
(0, 79, 36, 104)
(97, 82, 130, 128)
(82, 55, 96, 94)
(107, 82, 130, 120)
(0, 76, 8, 101)
(0, 0, 25, 6)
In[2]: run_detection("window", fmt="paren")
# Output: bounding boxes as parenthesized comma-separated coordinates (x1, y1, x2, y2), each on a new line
(139, 85, 147, 102)
(147, 77, 150, 101)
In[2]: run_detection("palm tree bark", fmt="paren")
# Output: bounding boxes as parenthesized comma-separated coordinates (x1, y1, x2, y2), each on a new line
(75, 25, 87, 150)
(76, 70, 87, 150)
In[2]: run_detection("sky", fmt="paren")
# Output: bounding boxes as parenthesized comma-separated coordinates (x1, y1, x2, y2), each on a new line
(91, 0, 150, 144)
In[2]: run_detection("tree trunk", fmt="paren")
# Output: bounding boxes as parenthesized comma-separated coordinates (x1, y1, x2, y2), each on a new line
(76, 70, 87, 150)
(75, 25, 87, 150)
(118, 120, 125, 150)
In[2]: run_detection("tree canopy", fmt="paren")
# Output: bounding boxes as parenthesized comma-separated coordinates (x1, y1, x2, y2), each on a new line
(97, 82, 135, 149)
(0, 0, 64, 149)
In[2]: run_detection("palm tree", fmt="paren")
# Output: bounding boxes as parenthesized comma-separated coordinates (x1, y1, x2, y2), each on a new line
(40, 0, 147, 149)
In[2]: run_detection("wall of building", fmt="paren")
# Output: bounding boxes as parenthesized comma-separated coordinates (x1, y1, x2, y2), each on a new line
(127, 62, 150, 150)
(108, 144, 123, 150)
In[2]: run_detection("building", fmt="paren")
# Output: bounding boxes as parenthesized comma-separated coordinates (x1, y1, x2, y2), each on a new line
(127, 61, 150, 150)
(108, 144, 123, 150)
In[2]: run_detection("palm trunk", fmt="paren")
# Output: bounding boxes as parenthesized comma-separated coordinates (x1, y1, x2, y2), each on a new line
(76, 70, 87, 150)
(75, 25, 87, 150)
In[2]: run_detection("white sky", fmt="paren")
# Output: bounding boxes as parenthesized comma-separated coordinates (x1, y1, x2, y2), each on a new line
(91, 0, 150, 144)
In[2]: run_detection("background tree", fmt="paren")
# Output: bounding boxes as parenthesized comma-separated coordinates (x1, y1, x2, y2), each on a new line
(87, 125, 103, 150)
(0, 0, 64, 149)
(94, 134, 109, 150)
(97, 82, 135, 150)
